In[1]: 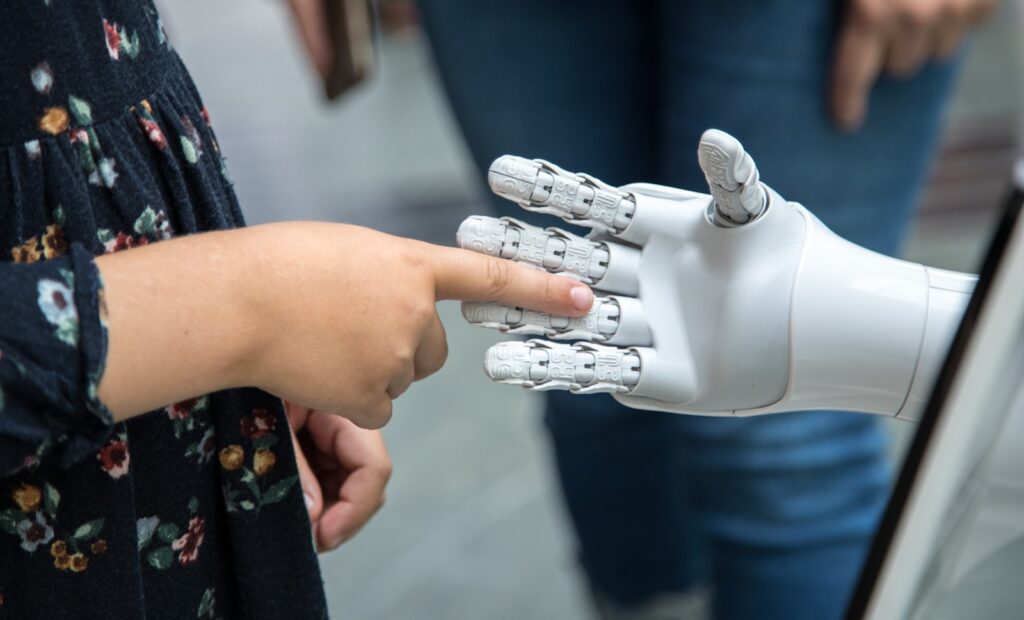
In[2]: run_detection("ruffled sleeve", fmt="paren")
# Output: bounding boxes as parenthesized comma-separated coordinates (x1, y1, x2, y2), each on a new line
(0, 243, 113, 478)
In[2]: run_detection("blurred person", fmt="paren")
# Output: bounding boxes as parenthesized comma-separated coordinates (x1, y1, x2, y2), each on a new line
(404, 0, 998, 618)
(0, 2, 596, 618)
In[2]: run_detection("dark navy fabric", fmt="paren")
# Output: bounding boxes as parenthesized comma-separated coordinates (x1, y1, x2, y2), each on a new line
(418, 1, 958, 618)
(0, 3, 327, 618)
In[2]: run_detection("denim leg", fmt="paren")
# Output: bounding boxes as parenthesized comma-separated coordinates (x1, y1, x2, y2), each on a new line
(418, 0, 712, 601)
(418, 0, 960, 616)
(655, 2, 959, 619)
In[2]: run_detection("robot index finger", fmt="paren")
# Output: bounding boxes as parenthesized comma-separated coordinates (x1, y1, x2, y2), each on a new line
(455, 215, 640, 296)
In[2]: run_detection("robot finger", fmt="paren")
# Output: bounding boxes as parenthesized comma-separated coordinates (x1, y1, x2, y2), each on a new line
(483, 340, 642, 395)
(698, 129, 768, 227)
(487, 155, 636, 236)
(456, 215, 640, 296)
(461, 295, 652, 346)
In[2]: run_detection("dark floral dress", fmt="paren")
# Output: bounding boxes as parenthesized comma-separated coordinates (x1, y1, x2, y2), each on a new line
(0, 3, 328, 618)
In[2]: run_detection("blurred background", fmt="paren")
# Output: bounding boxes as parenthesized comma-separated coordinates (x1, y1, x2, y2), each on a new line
(158, 2, 1022, 618)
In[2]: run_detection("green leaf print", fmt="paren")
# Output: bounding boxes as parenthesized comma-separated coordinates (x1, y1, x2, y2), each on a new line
(0, 510, 20, 534)
(181, 136, 199, 164)
(251, 434, 278, 451)
(55, 322, 78, 347)
(197, 588, 216, 618)
(59, 267, 74, 289)
(188, 496, 199, 515)
(137, 516, 160, 550)
(73, 518, 105, 541)
(68, 95, 93, 125)
(43, 482, 60, 518)
(133, 206, 158, 236)
(147, 546, 174, 570)
(156, 523, 180, 544)
(126, 31, 141, 59)
(260, 475, 298, 507)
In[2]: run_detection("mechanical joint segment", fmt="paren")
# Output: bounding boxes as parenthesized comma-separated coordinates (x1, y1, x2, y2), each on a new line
(484, 340, 641, 394)
(457, 216, 610, 284)
(488, 155, 637, 233)
(698, 129, 767, 227)
(462, 296, 623, 341)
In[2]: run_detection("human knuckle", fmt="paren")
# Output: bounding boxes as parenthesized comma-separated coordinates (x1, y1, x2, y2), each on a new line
(484, 259, 513, 298)
(900, 0, 936, 27)
(410, 299, 435, 326)
(436, 338, 449, 368)
(852, 0, 888, 27)
(379, 456, 394, 481)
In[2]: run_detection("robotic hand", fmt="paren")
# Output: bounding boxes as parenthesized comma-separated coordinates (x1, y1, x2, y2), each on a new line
(456, 130, 978, 422)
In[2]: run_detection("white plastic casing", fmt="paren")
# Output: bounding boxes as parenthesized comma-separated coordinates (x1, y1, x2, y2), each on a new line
(607, 184, 974, 422)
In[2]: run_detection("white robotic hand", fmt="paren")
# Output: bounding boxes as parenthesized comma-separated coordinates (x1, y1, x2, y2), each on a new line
(457, 130, 978, 422)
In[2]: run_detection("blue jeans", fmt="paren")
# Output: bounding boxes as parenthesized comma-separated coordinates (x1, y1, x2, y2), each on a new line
(418, 1, 958, 617)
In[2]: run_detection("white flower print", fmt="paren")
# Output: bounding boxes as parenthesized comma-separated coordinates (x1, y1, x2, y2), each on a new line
(30, 62, 53, 94)
(24, 140, 41, 160)
(16, 513, 54, 552)
(37, 276, 78, 346)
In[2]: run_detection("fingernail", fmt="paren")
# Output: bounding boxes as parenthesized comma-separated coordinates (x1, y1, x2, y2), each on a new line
(303, 492, 314, 512)
(570, 286, 593, 311)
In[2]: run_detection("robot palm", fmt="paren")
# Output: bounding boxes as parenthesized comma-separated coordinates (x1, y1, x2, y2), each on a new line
(457, 130, 976, 422)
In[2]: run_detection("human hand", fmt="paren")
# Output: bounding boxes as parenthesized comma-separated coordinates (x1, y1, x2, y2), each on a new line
(830, 0, 998, 131)
(286, 0, 332, 79)
(286, 401, 391, 551)
(97, 222, 592, 425)
(245, 222, 594, 429)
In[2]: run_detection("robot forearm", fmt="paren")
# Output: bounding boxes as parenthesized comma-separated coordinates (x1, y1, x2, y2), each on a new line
(459, 130, 977, 423)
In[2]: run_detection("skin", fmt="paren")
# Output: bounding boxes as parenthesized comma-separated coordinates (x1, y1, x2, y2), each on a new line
(95, 223, 593, 549)
(287, 402, 391, 551)
(831, 0, 999, 131)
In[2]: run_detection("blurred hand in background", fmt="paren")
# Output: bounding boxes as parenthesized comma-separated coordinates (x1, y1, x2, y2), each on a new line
(286, 0, 332, 80)
(831, 0, 999, 131)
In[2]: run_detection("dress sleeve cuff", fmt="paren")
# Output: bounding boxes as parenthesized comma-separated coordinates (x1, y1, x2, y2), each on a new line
(59, 244, 115, 467)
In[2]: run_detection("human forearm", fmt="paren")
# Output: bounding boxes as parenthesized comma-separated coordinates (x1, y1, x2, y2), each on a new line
(96, 227, 263, 421)
(94, 221, 594, 426)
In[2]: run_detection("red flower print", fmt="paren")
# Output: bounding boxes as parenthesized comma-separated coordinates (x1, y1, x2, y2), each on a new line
(104, 19, 121, 60)
(171, 516, 205, 565)
(103, 231, 149, 254)
(97, 438, 130, 479)
(137, 117, 167, 150)
(198, 428, 216, 463)
(165, 397, 203, 420)
(200, 107, 212, 127)
(240, 409, 276, 438)
(69, 128, 89, 146)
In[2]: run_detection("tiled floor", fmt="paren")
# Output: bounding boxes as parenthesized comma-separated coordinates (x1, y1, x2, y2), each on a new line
(159, 2, 1021, 618)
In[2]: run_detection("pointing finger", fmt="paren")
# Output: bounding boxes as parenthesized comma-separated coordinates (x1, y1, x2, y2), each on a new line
(429, 244, 594, 317)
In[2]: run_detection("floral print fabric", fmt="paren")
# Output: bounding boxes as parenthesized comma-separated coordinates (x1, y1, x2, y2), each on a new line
(0, 2, 327, 618)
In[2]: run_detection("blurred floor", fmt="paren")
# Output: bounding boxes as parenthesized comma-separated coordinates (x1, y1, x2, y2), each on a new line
(159, 2, 1021, 618)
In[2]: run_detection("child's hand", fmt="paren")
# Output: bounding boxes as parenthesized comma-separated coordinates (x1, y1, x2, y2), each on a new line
(245, 222, 594, 429)
(286, 402, 391, 551)
(97, 222, 594, 426)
